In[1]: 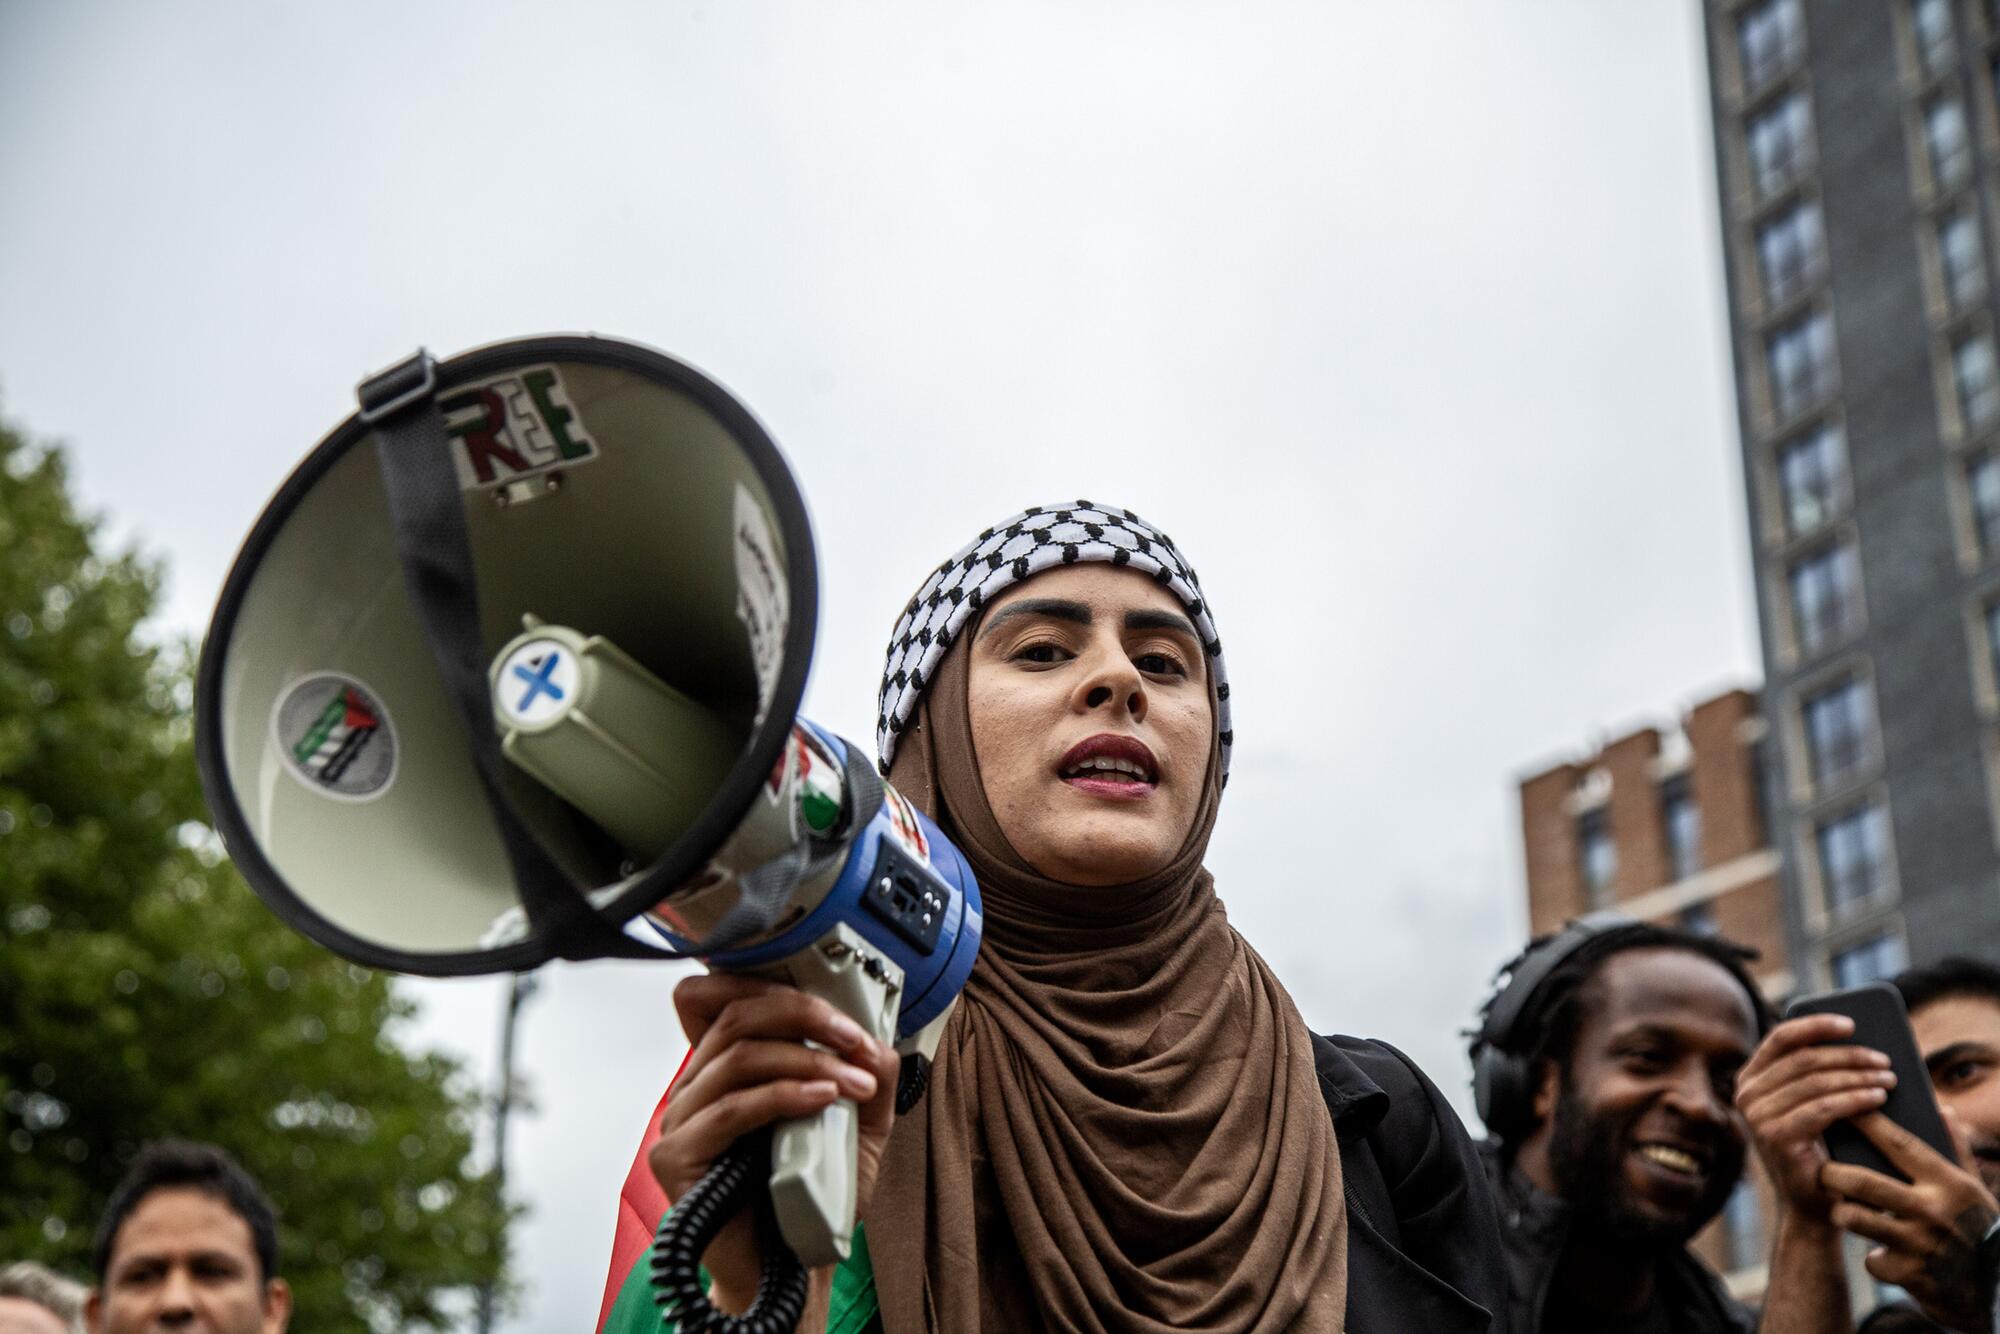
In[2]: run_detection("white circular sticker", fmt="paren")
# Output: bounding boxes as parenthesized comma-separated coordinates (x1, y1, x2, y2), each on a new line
(495, 638, 580, 728)
(272, 673, 398, 801)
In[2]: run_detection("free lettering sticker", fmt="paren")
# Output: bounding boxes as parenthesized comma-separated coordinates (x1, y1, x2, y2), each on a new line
(437, 364, 600, 491)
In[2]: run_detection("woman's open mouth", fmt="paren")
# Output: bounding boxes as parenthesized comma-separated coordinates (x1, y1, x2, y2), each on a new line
(1057, 734, 1159, 800)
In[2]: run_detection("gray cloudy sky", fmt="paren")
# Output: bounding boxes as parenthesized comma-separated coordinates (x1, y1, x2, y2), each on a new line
(0, 2, 1759, 1328)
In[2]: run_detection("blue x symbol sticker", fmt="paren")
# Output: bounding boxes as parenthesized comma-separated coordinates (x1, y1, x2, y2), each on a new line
(512, 653, 566, 712)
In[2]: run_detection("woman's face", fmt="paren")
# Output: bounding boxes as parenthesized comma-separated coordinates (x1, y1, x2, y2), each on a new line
(967, 564, 1213, 886)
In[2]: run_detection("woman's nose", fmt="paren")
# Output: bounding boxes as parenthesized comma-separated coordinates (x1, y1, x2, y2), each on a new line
(1078, 653, 1146, 722)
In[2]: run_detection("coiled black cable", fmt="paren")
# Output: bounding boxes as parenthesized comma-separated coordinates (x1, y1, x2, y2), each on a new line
(649, 1132, 809, 1333)
(894, 1052, 930, 1115)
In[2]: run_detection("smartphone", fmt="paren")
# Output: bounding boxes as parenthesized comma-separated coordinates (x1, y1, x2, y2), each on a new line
(1783, 982, 1957, 1182)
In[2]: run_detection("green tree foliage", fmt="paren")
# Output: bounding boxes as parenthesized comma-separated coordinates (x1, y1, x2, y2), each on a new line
(0, 411, 513, 1328)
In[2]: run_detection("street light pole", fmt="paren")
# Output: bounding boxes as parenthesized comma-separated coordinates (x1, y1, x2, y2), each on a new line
(476, 971, 539, 1334)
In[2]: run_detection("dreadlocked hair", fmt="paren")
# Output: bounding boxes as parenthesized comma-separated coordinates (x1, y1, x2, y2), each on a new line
(1474, 921, 1774, 1082)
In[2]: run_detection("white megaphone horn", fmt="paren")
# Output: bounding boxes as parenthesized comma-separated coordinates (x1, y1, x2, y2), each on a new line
(194, 335, 981, 1330)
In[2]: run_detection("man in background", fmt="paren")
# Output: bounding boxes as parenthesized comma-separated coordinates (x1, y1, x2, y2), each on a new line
(1818, 957, 2000, 1334)
(0, 1262, 85, 1334)
(1472, 918, 1858, 1332)
(86, 1140, 289, 1334)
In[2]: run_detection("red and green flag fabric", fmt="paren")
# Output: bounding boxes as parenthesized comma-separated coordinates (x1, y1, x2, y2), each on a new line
(596, 1072, 676, 1333)
(597, 1059, 884, 1333)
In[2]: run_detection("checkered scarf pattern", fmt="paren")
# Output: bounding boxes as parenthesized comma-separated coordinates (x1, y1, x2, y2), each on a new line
(876, 501, 1231, 780)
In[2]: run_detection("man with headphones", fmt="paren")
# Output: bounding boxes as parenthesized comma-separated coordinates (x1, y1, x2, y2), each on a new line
(1470, 915, 1854, 1333)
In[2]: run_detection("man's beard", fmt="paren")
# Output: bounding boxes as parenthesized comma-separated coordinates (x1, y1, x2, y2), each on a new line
(1545, 1081, 1744, 1249)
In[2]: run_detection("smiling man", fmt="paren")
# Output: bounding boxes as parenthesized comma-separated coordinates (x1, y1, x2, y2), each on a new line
(1471, 920, 1831, 1333)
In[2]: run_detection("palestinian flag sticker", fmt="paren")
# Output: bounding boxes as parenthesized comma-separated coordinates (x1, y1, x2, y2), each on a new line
(272, 673, 398, 801)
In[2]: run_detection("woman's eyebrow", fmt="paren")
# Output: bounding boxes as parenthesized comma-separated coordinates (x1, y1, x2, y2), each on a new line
(977, 598, 1092, 639)
(1125, 608, 1199, 639)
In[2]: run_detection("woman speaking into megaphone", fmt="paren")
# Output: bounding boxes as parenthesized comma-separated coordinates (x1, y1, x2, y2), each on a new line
(631, 503, 1509, 1333)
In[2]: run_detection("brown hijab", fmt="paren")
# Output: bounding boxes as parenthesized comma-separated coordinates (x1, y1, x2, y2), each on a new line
(863, 560, 1348, 1332)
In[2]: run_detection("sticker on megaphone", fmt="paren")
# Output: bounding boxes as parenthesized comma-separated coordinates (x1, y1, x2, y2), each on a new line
(270, 673, 399, 801)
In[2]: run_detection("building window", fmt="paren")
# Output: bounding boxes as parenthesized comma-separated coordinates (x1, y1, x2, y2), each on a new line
(1914, 0, 1957, 80)
(1971, 453, 2000, 556)
(1926, 96, 1973, 193)
(1957, 333, 2000, 434)
(1831, 931, 1907, 988)
(1747, 93, 1815, 200)
(1768, 311, 1838, 420)
(1578, 809, 1616, 908)
(1778, 423, 1851, 536)
(1817, 801, 1891, 919)
(1723, 1179, 1765, 1272)
(1662, 776, 1703, 882)
(1757, 199, 1826, 307)
(1939, 207, 1988, 311)
(1740, 0, 1806, 92)
(1788, 540, 1865, 656)
(1802, 675, 1874, 790)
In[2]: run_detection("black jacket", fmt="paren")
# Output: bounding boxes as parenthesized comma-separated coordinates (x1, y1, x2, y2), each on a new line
(1477, 1140, 1755, 1334)
(1314, 1034, 1510, 1333)
(1855, 1304, 1943, 1332)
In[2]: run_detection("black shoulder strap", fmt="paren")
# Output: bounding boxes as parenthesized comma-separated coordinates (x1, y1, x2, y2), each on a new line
(360, 350, 649, 962)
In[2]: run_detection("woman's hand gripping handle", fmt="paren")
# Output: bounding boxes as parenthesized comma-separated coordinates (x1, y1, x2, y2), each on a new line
(649, 973, 901, 1319)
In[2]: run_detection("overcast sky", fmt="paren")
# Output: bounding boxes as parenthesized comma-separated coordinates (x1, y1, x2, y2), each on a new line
(0, 3, 1760, 1328)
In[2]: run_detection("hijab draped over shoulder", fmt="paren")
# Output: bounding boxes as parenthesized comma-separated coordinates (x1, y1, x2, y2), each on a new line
(863, 503, 1348, 1333)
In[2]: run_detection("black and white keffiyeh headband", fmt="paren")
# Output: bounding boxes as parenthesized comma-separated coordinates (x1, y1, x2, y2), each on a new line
(876, 501, 1232, 780)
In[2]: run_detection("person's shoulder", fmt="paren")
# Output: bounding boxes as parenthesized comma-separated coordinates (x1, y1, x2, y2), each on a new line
(1313, 1034, 1510, 1333)
(1662, 1246, 1759, 1333)
(1310, 1033, 1449, 1132)
(1309, 1032, 1472, 1191)
(1314, 1033, 1424, 1087)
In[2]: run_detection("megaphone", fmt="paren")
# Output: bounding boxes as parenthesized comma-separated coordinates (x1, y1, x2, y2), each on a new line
(194, 335, 981, 1327)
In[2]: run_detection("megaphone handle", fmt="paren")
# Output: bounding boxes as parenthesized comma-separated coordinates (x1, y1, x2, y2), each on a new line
(748, 922, 903, 1267)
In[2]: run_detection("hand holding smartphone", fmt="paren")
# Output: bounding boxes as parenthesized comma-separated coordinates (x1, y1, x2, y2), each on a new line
(1782, 982, 1956, 1181)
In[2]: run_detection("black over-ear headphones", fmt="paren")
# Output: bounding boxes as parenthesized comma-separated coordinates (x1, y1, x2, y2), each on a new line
(1469, 911, 1639, 1142)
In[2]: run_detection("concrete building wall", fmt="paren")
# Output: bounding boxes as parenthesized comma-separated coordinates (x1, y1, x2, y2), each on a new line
(1704, 0, 2000, 993)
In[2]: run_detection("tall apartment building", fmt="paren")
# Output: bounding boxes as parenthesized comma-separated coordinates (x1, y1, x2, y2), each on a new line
(1702, 0, 2000, 987)
(1518, 688, 1788, 1293)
